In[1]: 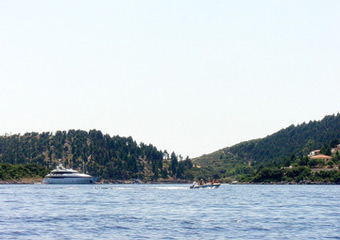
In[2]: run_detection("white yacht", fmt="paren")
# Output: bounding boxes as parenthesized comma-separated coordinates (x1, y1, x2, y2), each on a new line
(43, 160, 99, 184)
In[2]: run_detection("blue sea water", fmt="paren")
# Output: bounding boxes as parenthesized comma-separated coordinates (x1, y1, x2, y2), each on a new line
(1, 184, 340, 240)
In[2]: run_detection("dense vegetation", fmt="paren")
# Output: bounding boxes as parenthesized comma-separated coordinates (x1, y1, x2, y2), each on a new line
(245, 167, 340, 184)
(239, 147, 340, 184)
(228, 114, 340, 166)
(0, 163, 48, 181)
(0, 130, 194, 181)
(2, 113, 340, 183)
(194, 114, 340, 183)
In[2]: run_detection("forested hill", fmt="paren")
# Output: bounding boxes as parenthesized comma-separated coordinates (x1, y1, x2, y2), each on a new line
(194, 113, 340, 169)
(0, 130, 193, 181)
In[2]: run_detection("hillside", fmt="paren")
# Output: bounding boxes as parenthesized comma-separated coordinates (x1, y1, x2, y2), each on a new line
(194, 113, 340, 179)
(0, 130, 193, 181)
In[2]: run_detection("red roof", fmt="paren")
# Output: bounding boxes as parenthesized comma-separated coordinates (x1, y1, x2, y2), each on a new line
(310, 154, 332, 160)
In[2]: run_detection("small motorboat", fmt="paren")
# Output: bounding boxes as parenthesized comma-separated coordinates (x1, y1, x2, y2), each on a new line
(190, 180, 221, 189)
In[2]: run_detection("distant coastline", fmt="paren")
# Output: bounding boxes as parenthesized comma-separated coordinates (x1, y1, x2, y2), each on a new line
(0, 177, 43, 184)
(0, 178, 192, 184)
(1, 177, 338, 185)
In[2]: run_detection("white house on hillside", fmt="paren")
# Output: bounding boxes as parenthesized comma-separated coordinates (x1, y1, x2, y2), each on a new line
(308, 150, 321, 157)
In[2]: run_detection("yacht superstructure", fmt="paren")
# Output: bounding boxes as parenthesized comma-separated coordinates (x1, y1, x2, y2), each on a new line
(43, 160, 99, 184)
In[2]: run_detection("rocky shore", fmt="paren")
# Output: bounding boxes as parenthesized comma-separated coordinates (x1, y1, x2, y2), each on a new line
(0, 177, 44, 184)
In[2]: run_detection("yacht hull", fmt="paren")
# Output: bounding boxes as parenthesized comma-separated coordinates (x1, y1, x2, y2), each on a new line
(43, 177, 99, 184)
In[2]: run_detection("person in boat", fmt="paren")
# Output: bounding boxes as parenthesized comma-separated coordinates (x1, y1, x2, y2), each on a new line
(214, 179, 219, 184)
(199, 179, 204, 186)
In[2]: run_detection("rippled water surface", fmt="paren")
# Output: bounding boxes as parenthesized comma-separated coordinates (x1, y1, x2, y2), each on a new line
(1, 184, 340, 239)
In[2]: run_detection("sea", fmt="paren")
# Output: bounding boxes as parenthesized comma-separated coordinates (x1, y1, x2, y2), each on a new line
(1, 184, 340, 240)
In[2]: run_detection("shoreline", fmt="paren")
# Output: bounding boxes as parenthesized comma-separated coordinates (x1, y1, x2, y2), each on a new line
(0, 177, 44, 184)
(0, 178, 192, 185)
(0, 178, 339, 185)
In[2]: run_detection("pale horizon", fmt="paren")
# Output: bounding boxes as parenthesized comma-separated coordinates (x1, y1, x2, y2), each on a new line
(1, 0, 340, 158)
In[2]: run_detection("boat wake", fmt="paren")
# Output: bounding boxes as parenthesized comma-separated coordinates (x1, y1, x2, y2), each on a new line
(150, 186, 188, 190)
(93, 186, 134, 190)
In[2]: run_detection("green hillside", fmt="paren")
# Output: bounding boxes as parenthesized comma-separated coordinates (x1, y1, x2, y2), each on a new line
(2, 114, 340, 183)
(0, 130, 193, 182)
(194, 113, 340, 181)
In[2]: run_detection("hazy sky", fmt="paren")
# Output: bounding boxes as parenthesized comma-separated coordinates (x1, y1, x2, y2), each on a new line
(0, 0, 339, 158)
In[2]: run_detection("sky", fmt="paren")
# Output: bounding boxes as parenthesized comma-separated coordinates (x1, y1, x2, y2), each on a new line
(0, 0, 339, 158)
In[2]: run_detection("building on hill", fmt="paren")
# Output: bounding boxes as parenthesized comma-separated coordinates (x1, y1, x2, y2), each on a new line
(309, 154, 332, 162)
(331, 144, 340, 154)
(308, 150, 321, 157)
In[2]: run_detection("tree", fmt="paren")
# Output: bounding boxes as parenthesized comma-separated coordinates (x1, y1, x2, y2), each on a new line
(328, 160, 335, 168)
(252, 167, 283, 183)
(298, 156, 309, 166)
(0, 131, 194, 181)
(170, 152, 178, 177)
(176, 161, 185, 179)
(163, 150, 169, 160)
(321, 144, 331, 156)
